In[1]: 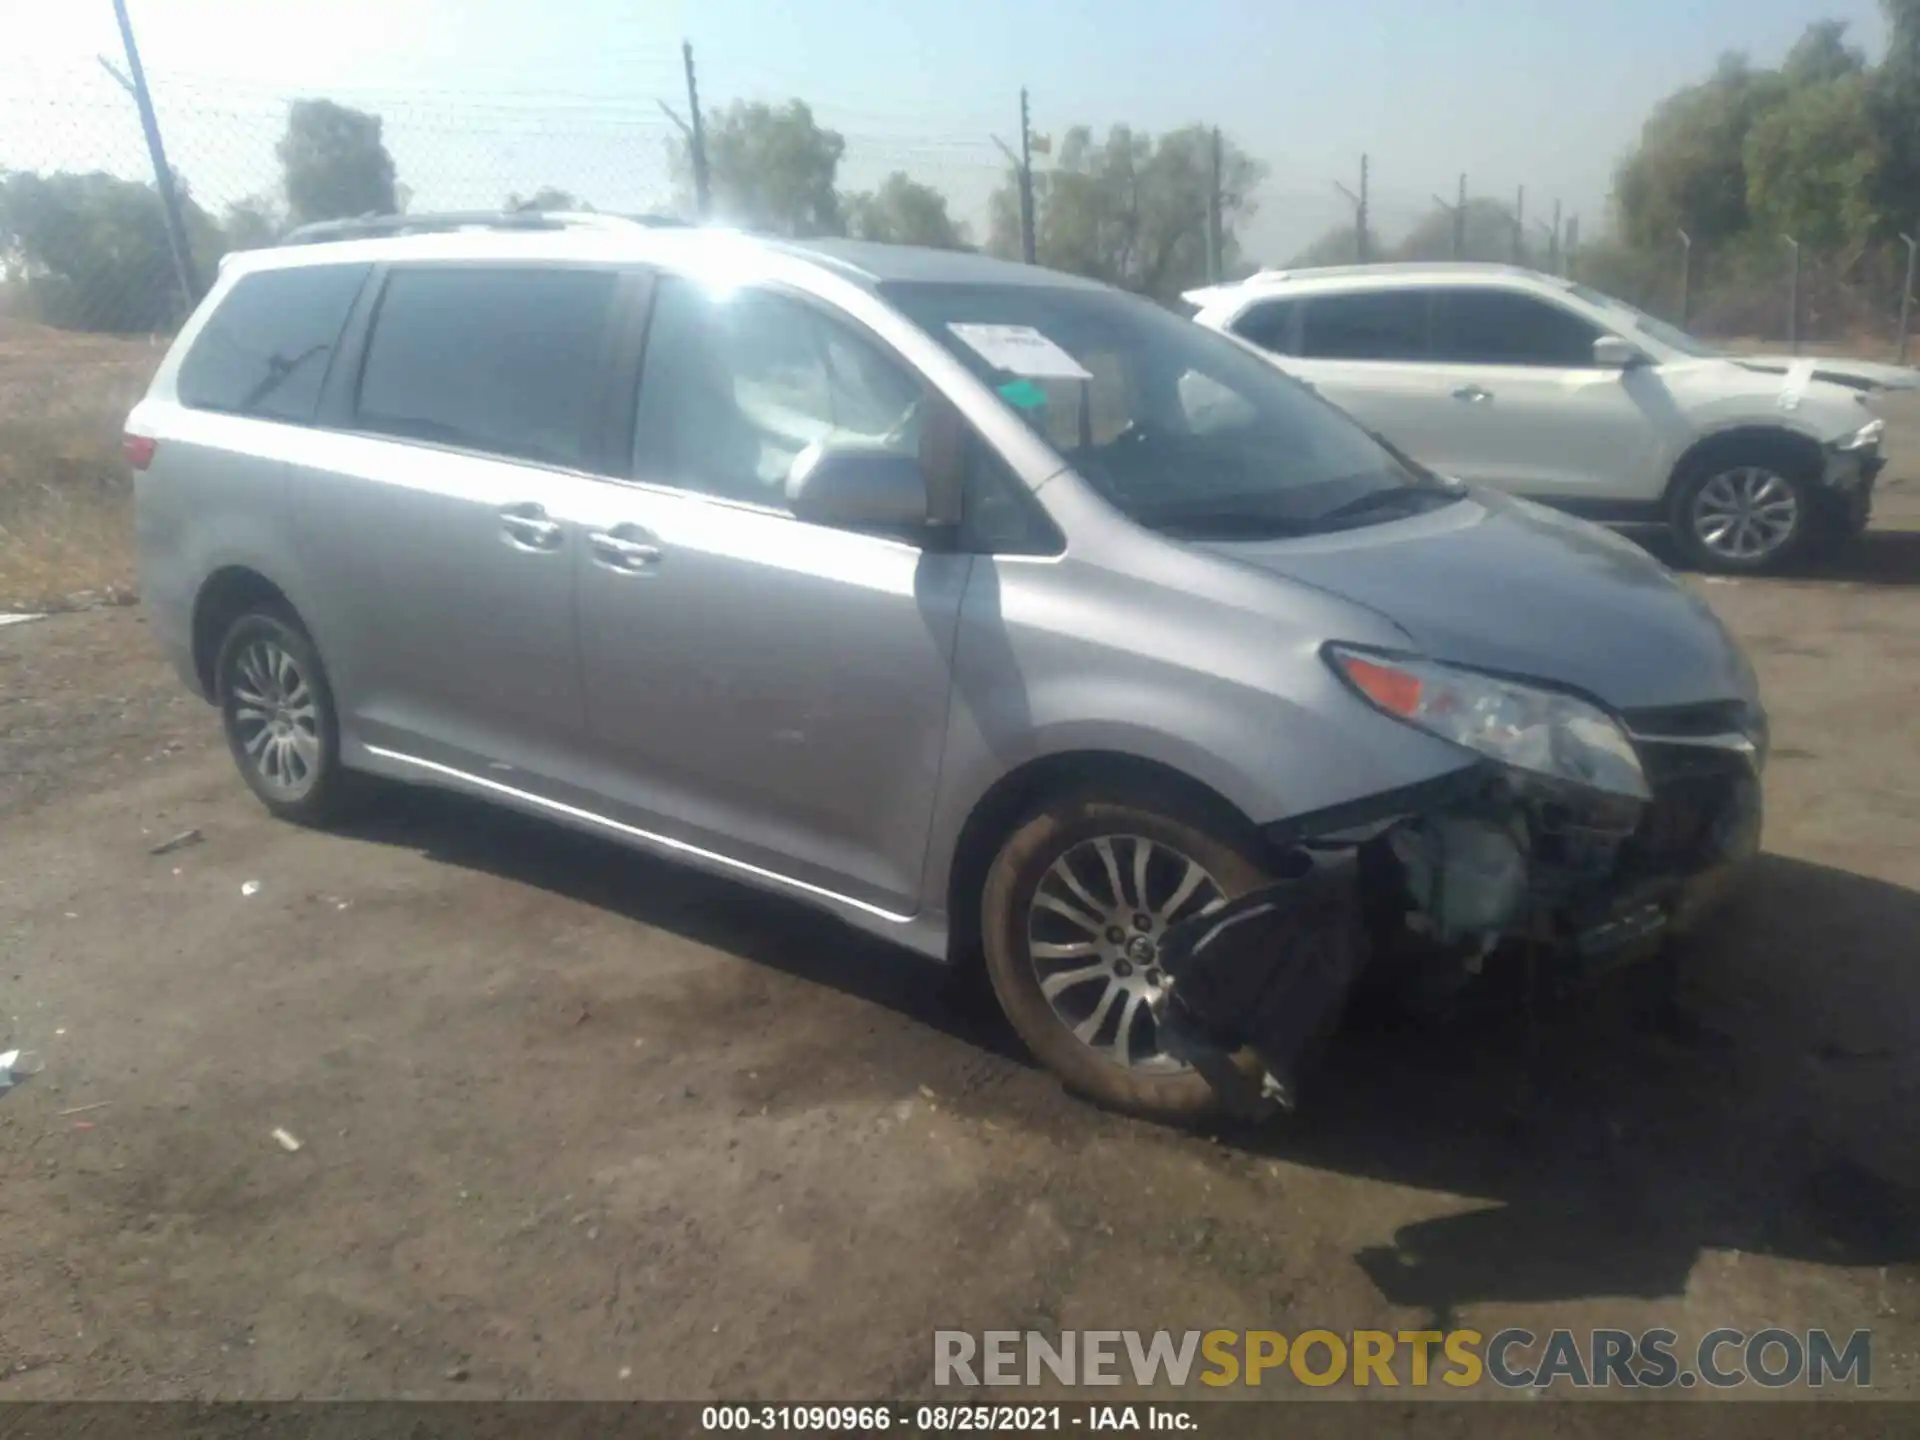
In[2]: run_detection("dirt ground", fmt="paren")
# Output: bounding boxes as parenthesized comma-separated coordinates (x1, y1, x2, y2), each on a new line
(1, 429, 1917, 1405)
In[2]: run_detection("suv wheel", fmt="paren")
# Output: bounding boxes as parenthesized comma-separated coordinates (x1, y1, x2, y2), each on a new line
(1669, 446, 1816, 573)
(215, 608, 354, 824)
(980, 790, 1278, 1123)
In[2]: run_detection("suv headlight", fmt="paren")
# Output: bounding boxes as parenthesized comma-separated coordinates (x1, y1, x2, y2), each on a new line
(1835, 417, 1885, 452)
(1327, 646, 1650, 801)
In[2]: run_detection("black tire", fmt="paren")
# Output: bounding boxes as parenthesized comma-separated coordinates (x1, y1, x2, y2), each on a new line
(214, 607, 357, 825)
(979, 787, 1279, 1124)
(1667, 442, 1819, 574)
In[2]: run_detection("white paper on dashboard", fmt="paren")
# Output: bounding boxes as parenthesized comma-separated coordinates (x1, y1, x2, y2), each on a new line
(946, 323, 1093, 380)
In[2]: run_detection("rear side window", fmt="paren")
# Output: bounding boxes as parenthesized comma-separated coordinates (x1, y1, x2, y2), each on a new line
(1298, 290, 1429, 361)
(177, 264, 369, 422)
(1231, 299, 1297, 354)
(1431, 288, 1601, 366)
(355, 266, 618, 469)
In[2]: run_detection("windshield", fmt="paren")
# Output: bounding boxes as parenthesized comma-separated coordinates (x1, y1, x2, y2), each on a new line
(881, 280, 1451, 539)
(1565, 282, 1722, 359)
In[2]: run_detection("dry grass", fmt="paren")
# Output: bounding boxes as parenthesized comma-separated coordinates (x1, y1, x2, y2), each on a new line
(0, 316, 160, 611)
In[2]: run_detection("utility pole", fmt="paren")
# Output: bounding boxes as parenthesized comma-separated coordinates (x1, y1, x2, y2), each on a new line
(1206, 127, 1224, 283)
(1785, 236, 1802, 354)
(1513, 185, 1526, 265)
(658, 41, 711, 220)
(682, 42, 709, 220)
(1678, 229, 1692, 326)
(1565, 214, 1580, 277)
(1549, 199, 1563, 275)
(1335, 154, 1370, 263)
(1900, 233, 1918, 365)
(110, 0, 198, 311)
(1431, 175, 1466, 260)
(1018, 88, 1037, 265)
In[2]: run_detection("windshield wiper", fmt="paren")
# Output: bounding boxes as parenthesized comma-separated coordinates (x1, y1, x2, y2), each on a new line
(1137, 504, 1314, 539)
(1306, 484, 1460, 530)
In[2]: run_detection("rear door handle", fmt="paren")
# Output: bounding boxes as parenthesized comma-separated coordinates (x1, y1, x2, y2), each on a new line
(1451, 384, 1493, 403)
(586, 525, 663, 574)
(499, 502, 564, 551)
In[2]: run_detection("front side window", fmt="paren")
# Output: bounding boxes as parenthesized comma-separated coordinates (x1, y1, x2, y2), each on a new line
(883, 280, 1456, 541)
(354, 266, 618, 469)
(1432, 288, 1601, 367)
(632, 277, 923, 509)
(177, 263, 370, 421)
(1298, 290, 1430, 361)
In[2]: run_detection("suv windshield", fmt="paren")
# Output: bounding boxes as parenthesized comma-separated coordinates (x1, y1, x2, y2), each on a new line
(881, 280, 1454, 539)
(1565, 282, 1722, 359)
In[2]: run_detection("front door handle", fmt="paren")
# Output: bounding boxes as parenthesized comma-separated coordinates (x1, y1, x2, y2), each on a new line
(586, 525, 663, 573)
(499, 502, 564, 551)
(1451, 383, 1493, 403)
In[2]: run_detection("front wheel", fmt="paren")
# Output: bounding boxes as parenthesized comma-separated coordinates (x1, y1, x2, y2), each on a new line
(1669, 449, 1817, 573)
(979, 790, 1279, 1123)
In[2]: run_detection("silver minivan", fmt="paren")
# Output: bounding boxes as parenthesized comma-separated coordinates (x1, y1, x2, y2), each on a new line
(130, 213, 1766, 1121)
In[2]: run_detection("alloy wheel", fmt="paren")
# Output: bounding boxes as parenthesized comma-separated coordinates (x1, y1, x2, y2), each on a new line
(1024, 834, 1226, 1072)
(227, 637, 323, 799)
(1690, 466, 1800, 563)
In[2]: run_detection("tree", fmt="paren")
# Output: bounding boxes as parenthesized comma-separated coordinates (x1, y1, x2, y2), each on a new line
(1612, 52, 1786, 248)
(1745, 71, 1881, 250)
(1782, 18, 1865, 88)
(1870, 0, 1920, 235)
(681, 100, 845, 236)
(277, 99, 400, 226)
(223, 192, 283, 250)
(0, 169, 222, 332)
(987, 123, 1265, 302)
(843, 172, 967, 248)
(507, 186, 587, 213)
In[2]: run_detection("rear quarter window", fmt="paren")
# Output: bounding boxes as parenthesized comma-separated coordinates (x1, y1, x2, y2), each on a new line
(176, 264, 371, 422)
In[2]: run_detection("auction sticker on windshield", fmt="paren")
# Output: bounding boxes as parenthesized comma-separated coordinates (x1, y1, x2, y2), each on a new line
(947, 323, 1093, 380)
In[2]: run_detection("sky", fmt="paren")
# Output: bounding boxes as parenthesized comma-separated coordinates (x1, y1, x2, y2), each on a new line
(0, 0, 1896, 262)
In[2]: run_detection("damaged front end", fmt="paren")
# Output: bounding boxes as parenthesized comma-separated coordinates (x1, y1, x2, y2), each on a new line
(1153, 654, 1766, 1120)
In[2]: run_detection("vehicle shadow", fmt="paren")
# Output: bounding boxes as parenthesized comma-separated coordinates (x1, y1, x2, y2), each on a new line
(333, 784, 1025, 1063)
(338, 789, 1918, 1318)
(1625, 522, 1920, 587)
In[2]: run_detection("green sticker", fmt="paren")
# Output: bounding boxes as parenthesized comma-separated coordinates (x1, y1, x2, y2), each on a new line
(997, 378, 1049, 410)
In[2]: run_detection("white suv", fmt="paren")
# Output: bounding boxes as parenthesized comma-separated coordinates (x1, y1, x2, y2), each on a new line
(1186, 263, 1894, 573)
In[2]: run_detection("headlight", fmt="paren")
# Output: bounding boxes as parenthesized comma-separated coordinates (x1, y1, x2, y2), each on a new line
(1327, 646, 1650, 801)
(1835, 417, 1885, 452)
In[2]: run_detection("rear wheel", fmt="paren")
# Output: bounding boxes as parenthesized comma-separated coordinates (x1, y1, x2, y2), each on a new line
(1669, 445, 1817, 573)
(214, 608, 357, 825)
(980, 789, 1278, 1122)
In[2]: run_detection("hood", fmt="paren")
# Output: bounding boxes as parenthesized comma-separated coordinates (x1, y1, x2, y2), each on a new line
(1732, 353, 1920, 393)
(1201, 490, 1755, 714)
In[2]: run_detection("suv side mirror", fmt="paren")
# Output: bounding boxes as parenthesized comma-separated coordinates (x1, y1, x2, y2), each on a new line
(1593, 334, 1643, 370)
(786, 442, 930, 531)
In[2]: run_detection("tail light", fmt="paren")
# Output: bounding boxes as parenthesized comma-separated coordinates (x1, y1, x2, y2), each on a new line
(123, 433, 157, 470)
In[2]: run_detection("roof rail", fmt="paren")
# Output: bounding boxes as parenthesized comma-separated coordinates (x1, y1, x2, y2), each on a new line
(278, 210, 690, 246)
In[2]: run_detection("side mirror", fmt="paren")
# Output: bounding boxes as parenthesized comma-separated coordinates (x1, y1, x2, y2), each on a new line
(1593, 334, 1643, 370)
(786, 443, 930, 531)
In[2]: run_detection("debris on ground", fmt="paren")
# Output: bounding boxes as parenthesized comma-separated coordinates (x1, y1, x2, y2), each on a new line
(57, 1102, 110, 1117)
(271, 1127, 303, 1153)
(241, 880, 261, 897)
(149, 828, 204, 857)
